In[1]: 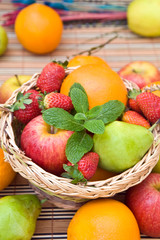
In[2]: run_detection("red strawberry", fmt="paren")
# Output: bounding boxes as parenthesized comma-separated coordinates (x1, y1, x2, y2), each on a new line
(37, 62, 65, 93)
(13, 89, 42, 124)
(67, 152, 99, 180)
(128, 89, 142, 113)
(122, 110, 150, 129)
(136, 92, 160, 124)
(128, 98, 142, 114)
(44, 92, 73, 112)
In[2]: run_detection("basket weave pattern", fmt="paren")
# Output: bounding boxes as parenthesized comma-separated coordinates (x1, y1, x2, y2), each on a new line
(0, 70, 160, 207)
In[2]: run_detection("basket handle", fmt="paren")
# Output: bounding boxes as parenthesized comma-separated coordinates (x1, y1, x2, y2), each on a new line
(0, 104, 11, 112)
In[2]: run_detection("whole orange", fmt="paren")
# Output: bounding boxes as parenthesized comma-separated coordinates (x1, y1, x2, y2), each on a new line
(67, 55, 110, 68)
(67, 198, 140, 240)
(60, 64, 128, 109)
(15, 3, 63, 54)
(0, 148, 16, 190)
(145, 81, 160, 97)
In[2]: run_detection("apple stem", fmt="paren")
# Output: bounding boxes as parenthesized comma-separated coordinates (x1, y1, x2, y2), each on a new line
(15, 75, 21, 86)
(50, 125, 54, 134)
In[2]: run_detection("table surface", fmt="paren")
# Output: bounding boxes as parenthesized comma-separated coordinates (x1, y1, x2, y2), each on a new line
(0, 1, 160, 240)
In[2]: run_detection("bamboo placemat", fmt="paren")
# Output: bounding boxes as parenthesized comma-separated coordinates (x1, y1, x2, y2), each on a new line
(0, 1, 160, 240)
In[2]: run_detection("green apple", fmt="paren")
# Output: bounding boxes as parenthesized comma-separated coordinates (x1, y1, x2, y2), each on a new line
(0, 75, 32, 103)
(93, 121, 154, 173)
(0, 26, 8, 56)
(127, 0, 160, 37)
(152, 156, 160, 173)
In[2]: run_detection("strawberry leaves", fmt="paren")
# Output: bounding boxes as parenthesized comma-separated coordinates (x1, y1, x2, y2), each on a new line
(10, 92, 32, 112)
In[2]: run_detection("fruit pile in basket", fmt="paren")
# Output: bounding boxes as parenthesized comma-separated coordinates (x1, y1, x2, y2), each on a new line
(1, 56, 159, 185)
(0, 56, 160, 239)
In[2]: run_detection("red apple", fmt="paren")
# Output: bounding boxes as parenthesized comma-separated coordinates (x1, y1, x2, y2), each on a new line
(0, 75, 32, 103)
(20, 115, 73, 176)
(118, 61, 160, 89)
(125, 173, 160, 237)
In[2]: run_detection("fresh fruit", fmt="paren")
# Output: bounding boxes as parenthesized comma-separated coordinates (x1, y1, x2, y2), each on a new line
(136, 91, 160, 124)
(144, 81, 160, 97)
(37, 62, 65, 93)
(122, 110, 150, 129)
(15, 3, 63, 54)
(93, 121, 154, 172)
(89, 167, 116, 181)
(43, 92, 73, 112)
(67, 55, 110, 68)
(67, 198, 140, 240)
(152, 156, 160, 173)
(67, 152, 99, 180)
(118, 61, 160, 89)
(20, 115, 73, 176)
(0, 75, 31, 103)
(60, 64, 128, 109)
(0, 148, 16, 190)
(0, 25, 8, 56)
(128, 89, 142, 113)
(0, 194, 41, 240)
(125, 173, 160, 237)
(13, 89, 42, 124)
(127, 0, 160, 37)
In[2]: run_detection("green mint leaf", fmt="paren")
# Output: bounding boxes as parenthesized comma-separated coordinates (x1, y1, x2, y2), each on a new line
(84, 119, 105, 134)
(42, 108, 84, 131)
(66, 130, 93, 164)
(74, 113, 87, 121)
(70, 88, 89, 114)
(95, 100, 125, 124)
(69, 83, 87, 97)
(86, 105, 103, 119)
(62, 164, 86, 184)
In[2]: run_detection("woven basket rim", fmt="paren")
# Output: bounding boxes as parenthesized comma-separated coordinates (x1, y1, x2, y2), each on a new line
(0, 69, 160, 201)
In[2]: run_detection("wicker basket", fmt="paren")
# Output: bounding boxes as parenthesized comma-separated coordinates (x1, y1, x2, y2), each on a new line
(0, 69, 160, 209)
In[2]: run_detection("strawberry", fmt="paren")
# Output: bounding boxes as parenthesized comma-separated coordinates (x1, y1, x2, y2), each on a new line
(77, 152, 99, 180)
(128, 98, 142, 114)
(13, 89, 42, 124)
(65, 152, 99, 182)
(122, 110, 150, 129)
(128, 89, 142, 113)
(43, 92, 73, 112)
(136, 92, 160, 124)
(37, 62, 65, 93)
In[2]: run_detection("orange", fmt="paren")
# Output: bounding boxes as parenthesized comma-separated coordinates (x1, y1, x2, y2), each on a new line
(89, 167, 116, 181)
(60, 64, 128, 109)
(0, 148, 16, 190)
(67, 55, 110, 68)
(145, 81, 160, 97)
(15, 3, 63, 54)
(67, 198, 140, 240)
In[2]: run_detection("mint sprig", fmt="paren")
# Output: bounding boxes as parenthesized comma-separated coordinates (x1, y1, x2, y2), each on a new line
(65, 130, 93, 164)
(10, 92, 32, 112)
(42, 108, 84, 131)
(42, 82, 125, 181)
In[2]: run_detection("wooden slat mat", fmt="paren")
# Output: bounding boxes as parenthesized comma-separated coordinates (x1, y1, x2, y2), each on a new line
(0, 2, 160, 240)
